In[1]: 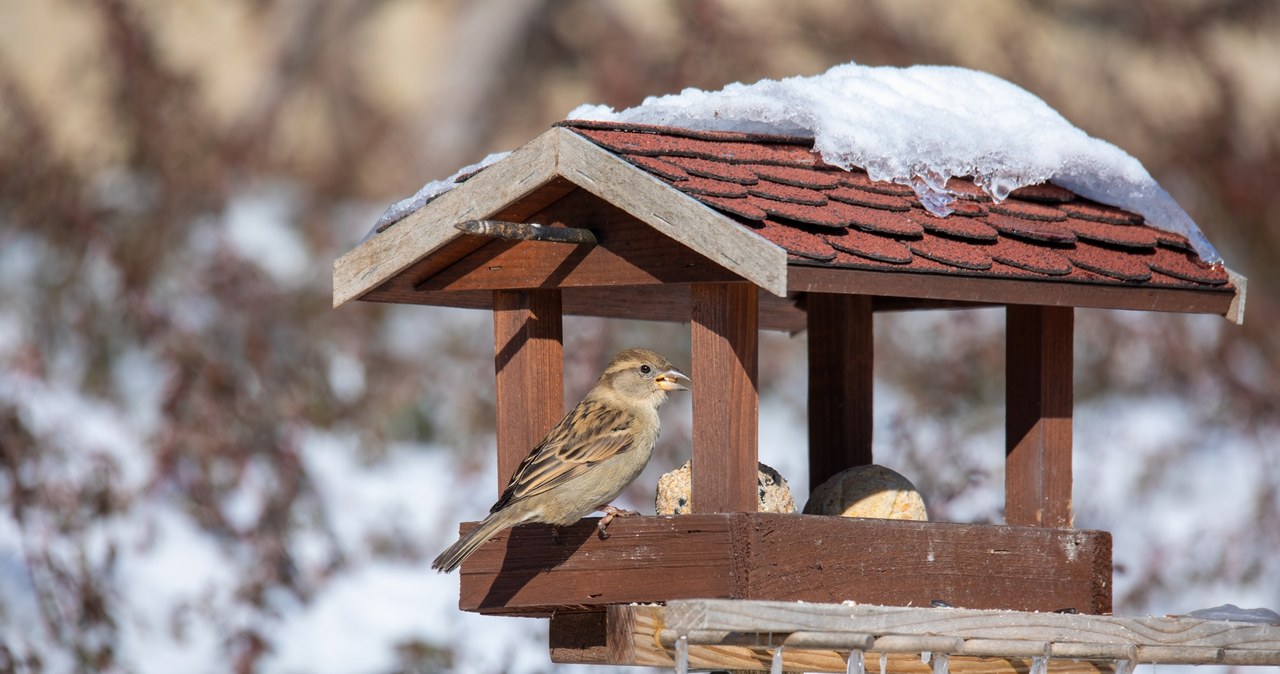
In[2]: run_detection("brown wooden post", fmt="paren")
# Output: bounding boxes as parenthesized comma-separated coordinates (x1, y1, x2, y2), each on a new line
(806, 293, 874, 492)
(690, 283, 759, 513)
(1005, 304, 1073, 527)
(493, 289, 564, 495)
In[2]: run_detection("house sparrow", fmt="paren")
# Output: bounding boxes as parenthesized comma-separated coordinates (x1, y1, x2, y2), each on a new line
(431, 348, 689, 573)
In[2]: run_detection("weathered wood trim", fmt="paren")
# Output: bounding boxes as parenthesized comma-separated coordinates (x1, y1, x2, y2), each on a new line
(691, 283, 760, 513)
(1005, 305, 1073, 528)
(580, 603, 1116, 672)
(806, 293, 873, 492)
(788, 265, 1236, 317)
(333, 131, 562, 307)
(1226, 267, 1247, 324)
(493, 290, 564, 493)
(455, 514, 1112, 616)
(555, 129, 789, 296)
(352, 284, 810, 332)
(654, 599, 1280, 666)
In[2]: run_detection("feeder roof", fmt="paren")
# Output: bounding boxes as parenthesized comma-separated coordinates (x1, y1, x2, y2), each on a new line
(334, 122, 1244, 324)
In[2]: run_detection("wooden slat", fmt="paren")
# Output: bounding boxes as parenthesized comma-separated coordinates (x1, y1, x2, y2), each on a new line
(806, 293, 873, 492)
(789, 265, 1236, 317)
(691, 283, 760, 513)
(457, 516, 738, 615)
(1005, 305, 1073, 528)
(587, 604, 1113, 673)
(736, 515, 1110, 613)
(417, 189, 743, 292)
(493, 290, 563, 492)
(353, 284, 810, 332)
(455, 514, 1112, 616)
(557, 129, 789, 296)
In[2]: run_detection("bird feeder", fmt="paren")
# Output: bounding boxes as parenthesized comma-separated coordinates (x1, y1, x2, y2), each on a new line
(334, 121, 1252, 671)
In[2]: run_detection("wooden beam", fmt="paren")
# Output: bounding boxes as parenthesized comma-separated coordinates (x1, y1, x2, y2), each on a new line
(493, 290, 563, 493)
(789, 265, 1236, 318)
(806, 293, 873, 492)
(456, 514, 1112, 616)
(691, 283, 759, 513)
(355, 284, 810, 332)
(1005, 305, 1074, 528)
(418, 190, 743, 292)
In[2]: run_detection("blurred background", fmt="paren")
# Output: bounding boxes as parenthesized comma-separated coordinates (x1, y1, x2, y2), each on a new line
(1, 1, 1278, 673)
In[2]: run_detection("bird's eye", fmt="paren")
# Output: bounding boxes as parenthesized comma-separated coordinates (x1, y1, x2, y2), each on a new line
(639, 364, 652, 375)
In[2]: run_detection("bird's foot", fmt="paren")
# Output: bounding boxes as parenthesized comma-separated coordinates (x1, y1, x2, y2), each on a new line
(551, 526, 562, 545)
(596, 505, 639, 539)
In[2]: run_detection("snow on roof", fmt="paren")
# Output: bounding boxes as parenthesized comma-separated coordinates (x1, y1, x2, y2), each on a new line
(568, 62, 1222, 264)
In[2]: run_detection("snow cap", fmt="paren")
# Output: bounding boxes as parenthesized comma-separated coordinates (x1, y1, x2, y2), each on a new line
(569, 62, 1221, 264)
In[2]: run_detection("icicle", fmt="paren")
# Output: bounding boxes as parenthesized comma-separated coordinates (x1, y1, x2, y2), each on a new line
(674, 635, 688, 674)
(932, 652, 950, 674)
(1029, 655, 1048, 674)
(770, 645, 785, 674)
(922, 650, 931, 664)
(879, 652, 887, 674)
(846, 649, 865, 674)
(1114, 659, 1135, 674)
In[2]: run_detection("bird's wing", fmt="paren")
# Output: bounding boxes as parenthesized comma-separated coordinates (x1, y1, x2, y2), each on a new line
(490, 400, 637, 512)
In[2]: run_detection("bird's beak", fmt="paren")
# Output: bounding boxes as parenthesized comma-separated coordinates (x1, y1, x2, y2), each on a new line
(655, 369, 690, 391)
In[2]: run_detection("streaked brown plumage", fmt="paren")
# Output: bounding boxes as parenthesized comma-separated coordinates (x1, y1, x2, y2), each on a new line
(431, 348, 689, 573)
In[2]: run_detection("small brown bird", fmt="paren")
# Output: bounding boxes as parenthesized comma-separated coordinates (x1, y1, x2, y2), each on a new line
(431, 348, 689, 573)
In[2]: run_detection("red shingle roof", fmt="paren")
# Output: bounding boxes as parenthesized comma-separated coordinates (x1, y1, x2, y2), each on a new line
(557, 120, 1230, 291)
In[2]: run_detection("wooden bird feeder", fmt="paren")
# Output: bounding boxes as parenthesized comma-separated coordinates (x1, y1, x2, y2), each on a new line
(334, 121, 1255, 671)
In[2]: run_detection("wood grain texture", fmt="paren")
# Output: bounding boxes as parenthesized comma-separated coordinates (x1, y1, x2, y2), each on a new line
(691, 283, 760, 513)
(575, 604, 1113, 672)
(455, 514, 1111, 616)
(1005, 305, 1074, 528)
(333, 131, 563, 307)
(351, 284, 810, 332)
(788, 265, 1236, 317)
(737, 514, 1110, 614)
(806, 293, 873, 491)
(556, 129, 789, 296)
(457, 516, 738, 615)
(548, 611, 608, 664)
(493, 290, 564, 493)
(659, 599, 1280, 665)
(417, 189, 744, 292)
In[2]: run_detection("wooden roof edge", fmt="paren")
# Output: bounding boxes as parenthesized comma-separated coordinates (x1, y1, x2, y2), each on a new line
(332, 129, 562, 308)
(1226, 267, 1247, 325)
(333, 127, 790, 307)
(553, 128, 790, 297)
(789, 265, 1240, 318)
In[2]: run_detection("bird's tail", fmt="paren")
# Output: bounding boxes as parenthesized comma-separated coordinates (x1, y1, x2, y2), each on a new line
(431, 508, 526, 573)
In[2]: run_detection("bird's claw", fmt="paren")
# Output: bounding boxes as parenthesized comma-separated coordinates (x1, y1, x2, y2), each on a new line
(596, 505, 639, 539)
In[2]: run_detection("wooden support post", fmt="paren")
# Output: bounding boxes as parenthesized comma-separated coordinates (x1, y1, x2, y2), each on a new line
(1005, 305, 1073, 528)
(493, 289, 564, 494)
(806, 293, 873, 492)
(690, 283, 759, 513)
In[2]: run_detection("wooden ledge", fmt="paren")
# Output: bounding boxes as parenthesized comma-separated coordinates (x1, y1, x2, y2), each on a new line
(456, 513, 1111, 616)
